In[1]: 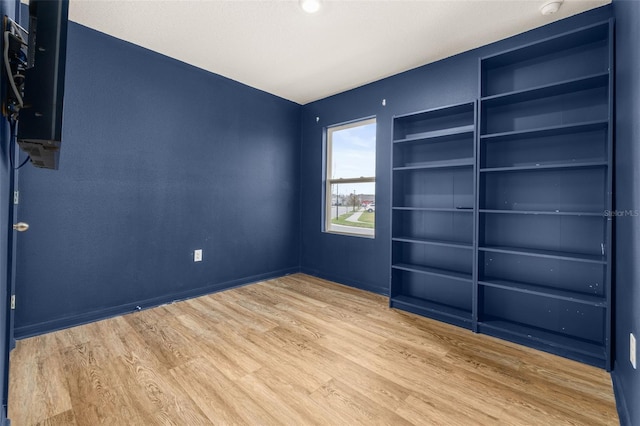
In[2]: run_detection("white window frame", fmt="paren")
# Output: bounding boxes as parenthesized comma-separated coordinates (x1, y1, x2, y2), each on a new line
(324, 117, 376, 237)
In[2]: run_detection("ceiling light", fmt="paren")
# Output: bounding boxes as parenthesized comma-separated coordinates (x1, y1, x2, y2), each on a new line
(300, 0, 321, 14)
(540, 0, 563, 15)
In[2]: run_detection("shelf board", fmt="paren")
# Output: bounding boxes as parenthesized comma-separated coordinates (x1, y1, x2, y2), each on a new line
(393, 158, 474, 171)
(392, 263, 472, 282)
(479, 120, 608, 142)
(479, 209, 603, 217)
(480, 72, 608, 108)
(393, 125, 474, 144)
(393, 207, 474, 212)
(478, 318, 606, 361)
(394, 101, 475, 120)
(479, 278, 606, 307)
(479, 161, 607, 173)
(393, 236, 473, 250)
(391, 295, 472, 324)
(479, 245, 606, 264)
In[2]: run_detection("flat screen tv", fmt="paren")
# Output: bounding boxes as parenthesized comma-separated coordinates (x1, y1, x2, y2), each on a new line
(16, 0, 69, 170)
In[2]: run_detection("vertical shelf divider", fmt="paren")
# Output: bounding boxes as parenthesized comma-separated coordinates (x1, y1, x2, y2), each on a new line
(472, 100, 480, 333)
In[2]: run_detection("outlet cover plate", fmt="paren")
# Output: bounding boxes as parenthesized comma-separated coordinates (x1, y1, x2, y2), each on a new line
(631, 333, 637, 369)
(194, 249, 203, 262)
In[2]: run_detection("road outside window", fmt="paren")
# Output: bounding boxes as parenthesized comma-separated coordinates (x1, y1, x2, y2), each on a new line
(325, 118, 376, 238)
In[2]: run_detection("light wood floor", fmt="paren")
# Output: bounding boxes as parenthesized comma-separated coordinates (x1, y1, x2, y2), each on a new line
(9, 273, 618, 425)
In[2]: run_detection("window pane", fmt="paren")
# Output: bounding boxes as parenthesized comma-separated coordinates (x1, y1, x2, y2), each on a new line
(330, 122, 376, 179)
(326, 118, 376, 238)
(327, 182, 375, 237)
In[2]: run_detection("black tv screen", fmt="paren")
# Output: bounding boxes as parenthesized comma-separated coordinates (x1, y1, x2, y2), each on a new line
(17, 0, 69, 170)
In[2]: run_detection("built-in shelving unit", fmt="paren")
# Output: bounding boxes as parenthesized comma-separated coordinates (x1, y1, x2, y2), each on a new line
(389, 20, 613, 370)
(477, 20, 613, 369)
(390, 102, 476, 329)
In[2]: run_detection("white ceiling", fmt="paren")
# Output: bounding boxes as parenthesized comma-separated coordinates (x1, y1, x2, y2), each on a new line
(65, 0, 611, 105)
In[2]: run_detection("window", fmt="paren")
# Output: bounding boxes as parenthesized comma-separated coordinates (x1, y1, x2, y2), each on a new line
(325, 117, 376, 237)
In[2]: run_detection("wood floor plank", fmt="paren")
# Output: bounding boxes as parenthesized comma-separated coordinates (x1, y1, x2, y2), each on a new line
(235, 295, 327, 341)
(246, 327, 333, 392)
(250, 366, 336, 424)
(397, 393, 499, 425)
(170, 357, 280, 425)
(182, 297, 228, 326)
(34, 410, 77, 426)
(372, 336, 562, 424)
(443, 344, 616, 424)
(297, 338, 412, 411)
(236, 372, 319, 425)
(190, 327, 258, 380)
(8, 336, 72, 425)
(309, 377, 414, 426)
(123, 309, 196, 369)
(103, 323, 212, 425)
(88, 314, 138, 359)
(112, 352, 212, 425)
(204, 293, 277, 333)
(212, 290, 281, 332)
(60, 343, 145, 425)
(9, 273, 618, 425)
(51, 325, 92, 350)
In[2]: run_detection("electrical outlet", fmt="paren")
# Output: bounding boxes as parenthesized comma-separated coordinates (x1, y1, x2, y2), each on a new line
(194, 249, 202, 262)
(631, 333, 637, 369)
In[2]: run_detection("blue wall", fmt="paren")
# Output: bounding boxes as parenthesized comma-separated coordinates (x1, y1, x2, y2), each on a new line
(13, 22, 302, 337)
(300, 6, 614, 296)
(612, 1, 640, 424)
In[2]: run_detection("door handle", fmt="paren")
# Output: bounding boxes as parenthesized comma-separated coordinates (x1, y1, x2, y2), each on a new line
(12, 222, 29, 232)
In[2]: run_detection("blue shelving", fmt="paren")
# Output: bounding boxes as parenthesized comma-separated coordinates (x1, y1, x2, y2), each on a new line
(478, 278, 607, 307)
(389, 20, 613, 370)
(391, 101, 476, 329)
(392, 263, 472, 283)
(479, 160, 607, 173)
(481, 21, 610, 97)
(393, 236, 473, 250)
(393, 125, 474, 144)
(391, 295, 473, 329)
(393, 158, 474, 171)
(477, 319, 607, 365)
(481, 72, 608, 108)
(479, 119, 608, 141)
(479, 245, 606, 264)
(393, 206, 474, 213)
(479, 209, 603, 217)
(477, 19, 613, 370)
